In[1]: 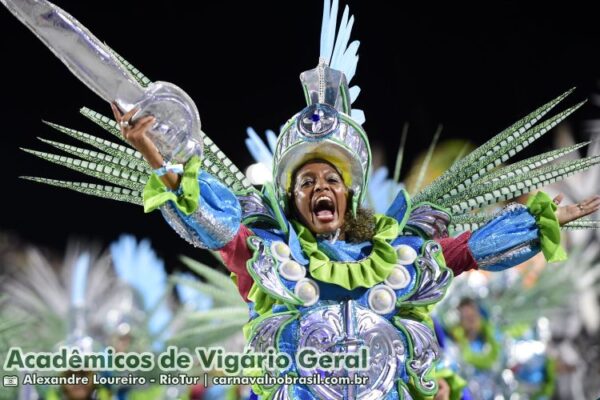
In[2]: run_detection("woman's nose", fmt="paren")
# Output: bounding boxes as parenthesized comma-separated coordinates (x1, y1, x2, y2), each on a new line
(314, 178, 329, 191)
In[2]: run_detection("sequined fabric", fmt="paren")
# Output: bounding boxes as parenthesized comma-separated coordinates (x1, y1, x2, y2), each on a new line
(469, 204, 540, 271)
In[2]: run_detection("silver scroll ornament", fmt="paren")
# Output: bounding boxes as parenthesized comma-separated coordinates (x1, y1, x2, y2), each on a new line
(2, 0, 203, 165)
(297, 301, 406, 400)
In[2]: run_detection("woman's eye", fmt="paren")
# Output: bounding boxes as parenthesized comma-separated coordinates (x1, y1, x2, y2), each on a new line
(327, 176, 340, 183)
(301, 179, 313, 187)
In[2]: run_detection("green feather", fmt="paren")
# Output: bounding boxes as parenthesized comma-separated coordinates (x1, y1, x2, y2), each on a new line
(393, 123, 409, 183)
(42, 121, 148, 168)
(79, 107, 126, 142)
(478, 141, 590, 184)
(450, 222, 482, 232)
(449, 213, 493, 233)
(37, 137, 150, 175)
(169, 275, 241, 306)
(415, 88, 576, 203)
(21, 148, 147, 191)
(80, 106, 252, 193)
(411, 125, 442, 196)
(441, 155, 600, 214)
(179, 255, 240, 293)
(184, 307, 248, 322)
(450, 213, 492, 226)
(439, 101, 585, 201)
(19, 177, 142, 205)
(450, 142, 471, 169)
(562, 220, 600, 230)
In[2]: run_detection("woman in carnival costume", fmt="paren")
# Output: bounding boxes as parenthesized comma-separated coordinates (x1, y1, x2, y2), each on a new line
(3, 0, 600, 399)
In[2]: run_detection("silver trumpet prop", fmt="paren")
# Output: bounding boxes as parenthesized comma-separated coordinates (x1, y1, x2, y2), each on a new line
(1, 0, 203, 165)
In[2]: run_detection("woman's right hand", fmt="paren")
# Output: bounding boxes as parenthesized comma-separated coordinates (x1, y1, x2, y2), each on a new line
(111, 103, 181, 189)
(110, 103, 161, 167)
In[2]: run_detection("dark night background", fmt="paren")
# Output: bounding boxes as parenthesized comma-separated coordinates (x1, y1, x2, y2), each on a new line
(1, 1, 600, 271)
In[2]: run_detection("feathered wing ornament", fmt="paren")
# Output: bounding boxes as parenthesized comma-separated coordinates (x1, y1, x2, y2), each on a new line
(407, 89, 600, 232)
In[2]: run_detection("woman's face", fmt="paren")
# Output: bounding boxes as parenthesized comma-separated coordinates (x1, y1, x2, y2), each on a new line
(292, 161, 348, 235)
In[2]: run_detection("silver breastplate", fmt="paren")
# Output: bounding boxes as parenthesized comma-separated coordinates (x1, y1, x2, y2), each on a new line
(296, 300, 405, 399)
(247, 237, 450, 399)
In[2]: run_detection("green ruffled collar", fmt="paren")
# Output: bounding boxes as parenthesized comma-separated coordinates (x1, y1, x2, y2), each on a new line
(291, 214, 399, 290)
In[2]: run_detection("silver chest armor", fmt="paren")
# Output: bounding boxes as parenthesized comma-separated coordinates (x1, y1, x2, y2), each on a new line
(245, 236, 452, 399)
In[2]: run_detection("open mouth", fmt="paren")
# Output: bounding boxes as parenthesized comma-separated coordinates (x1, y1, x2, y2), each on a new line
(312, 195, 336, 223)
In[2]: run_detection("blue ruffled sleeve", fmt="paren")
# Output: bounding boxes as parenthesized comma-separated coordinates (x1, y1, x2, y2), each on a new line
(468, 204, 541, 271)
(145, 164, 242, 250)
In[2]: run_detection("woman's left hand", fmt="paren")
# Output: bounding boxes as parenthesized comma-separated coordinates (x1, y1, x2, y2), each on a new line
(554, 194, 600, 226)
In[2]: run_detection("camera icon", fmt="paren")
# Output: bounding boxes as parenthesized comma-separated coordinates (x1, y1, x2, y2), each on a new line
(3, 376, 18, 387)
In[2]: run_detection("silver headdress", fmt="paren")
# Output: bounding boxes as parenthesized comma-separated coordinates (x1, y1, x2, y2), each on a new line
(273, 0, 371, 214)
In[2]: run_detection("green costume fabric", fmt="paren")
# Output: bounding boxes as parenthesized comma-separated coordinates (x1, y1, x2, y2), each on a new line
(247, 282, 279, 316)
(143, 155, 202, 215)
(526, 191, 567, 262)
(291, 214, 399, 290)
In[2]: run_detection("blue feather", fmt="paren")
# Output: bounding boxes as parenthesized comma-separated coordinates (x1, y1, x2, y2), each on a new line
(266, 129, 278, 154)
(366, 167, 403, 213)
(349, 86, 361, 103)
(320, 0, 332, 60)
(327, 0, 339, 61)
(71, 253, 90, 307)
(351, 109, 365, 125)
(245, 127, 275, 167)
(330, 6, 352, 68)
(319, 0, 362, 114)
(246, 127, 274, 165)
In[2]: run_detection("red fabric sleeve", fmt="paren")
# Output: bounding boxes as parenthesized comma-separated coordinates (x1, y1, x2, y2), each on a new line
(438, 231, 478, 276)
(219, 225, 254, 301)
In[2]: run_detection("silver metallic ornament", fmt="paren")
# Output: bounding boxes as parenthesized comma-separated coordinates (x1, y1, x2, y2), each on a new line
(2, 0, 203, 165)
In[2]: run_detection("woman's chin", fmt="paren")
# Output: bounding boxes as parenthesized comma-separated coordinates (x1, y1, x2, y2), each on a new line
(310, 220, 343, 235)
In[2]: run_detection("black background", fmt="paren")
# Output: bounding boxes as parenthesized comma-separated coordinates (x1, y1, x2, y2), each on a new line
(1, 1, 600, 271)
